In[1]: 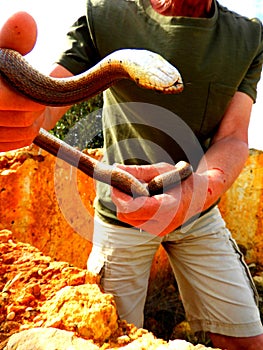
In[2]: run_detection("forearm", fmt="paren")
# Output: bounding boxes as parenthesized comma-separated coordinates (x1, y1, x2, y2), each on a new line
(198, 136, 248, 202)
(181, 137, 249, 222)
(180, 91, 252, 223)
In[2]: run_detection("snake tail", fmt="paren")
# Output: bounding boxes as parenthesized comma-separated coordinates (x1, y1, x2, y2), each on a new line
(147, 161, 193, 195)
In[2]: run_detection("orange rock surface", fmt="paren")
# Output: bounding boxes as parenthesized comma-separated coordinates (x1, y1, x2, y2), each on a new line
(0, 145, 96, 268)
(218, 148, 263, 264)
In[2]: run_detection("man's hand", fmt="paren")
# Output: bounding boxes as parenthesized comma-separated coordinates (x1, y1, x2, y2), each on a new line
(111, 162, 200, 236)
(0, 11, 46, 152)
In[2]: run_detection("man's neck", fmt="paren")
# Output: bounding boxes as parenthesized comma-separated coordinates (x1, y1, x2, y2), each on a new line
(150, 0, 213, 18)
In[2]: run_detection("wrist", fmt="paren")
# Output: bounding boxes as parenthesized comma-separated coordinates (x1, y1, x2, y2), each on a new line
(180, 171, 222, 223)
(194, 168, 226, 210)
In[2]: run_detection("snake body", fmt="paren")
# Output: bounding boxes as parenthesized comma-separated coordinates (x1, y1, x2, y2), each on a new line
(0, 48, 183, 106)
(0, 48, 192, 196)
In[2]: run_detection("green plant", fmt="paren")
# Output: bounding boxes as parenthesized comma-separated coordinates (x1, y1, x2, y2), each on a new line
(50, 94, 103, 149)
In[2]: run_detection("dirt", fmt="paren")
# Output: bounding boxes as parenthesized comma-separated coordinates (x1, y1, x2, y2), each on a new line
(0, 229, 224, 350)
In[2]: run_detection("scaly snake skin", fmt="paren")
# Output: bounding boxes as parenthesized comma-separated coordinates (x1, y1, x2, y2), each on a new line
(0, 48, 192, 196)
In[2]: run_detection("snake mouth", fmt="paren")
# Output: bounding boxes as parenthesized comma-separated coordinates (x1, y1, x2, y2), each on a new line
(174, 81, 184, 89)
(158, 80, 184, 94)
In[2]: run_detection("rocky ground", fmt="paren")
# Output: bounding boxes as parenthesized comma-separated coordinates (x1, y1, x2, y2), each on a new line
(1, 148, 263, 349)
(0, 229, 225, 350)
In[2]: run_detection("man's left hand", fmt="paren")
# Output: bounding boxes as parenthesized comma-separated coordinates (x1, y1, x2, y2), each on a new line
(111, 163, 192, 236)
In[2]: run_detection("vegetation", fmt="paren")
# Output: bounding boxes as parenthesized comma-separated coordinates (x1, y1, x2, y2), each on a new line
(50, 94, 103, 149)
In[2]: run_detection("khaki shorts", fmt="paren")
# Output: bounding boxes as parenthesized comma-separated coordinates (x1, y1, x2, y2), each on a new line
(87, 206, 263, 337)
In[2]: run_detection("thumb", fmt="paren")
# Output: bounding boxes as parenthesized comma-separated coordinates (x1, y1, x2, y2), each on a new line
(0, 11, 37, 55)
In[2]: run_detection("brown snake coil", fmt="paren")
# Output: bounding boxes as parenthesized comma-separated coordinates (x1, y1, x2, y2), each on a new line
(0, 48, 192, 196)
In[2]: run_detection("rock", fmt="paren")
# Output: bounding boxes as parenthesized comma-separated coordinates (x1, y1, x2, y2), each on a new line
(0, 146, 95, 269)
(218, 148, 263, 265)
(253, 275, 263, 292)
(41, 284, 118, 342)
(0, 230, 12, 243)
(4, 327, 99, 350)
(4, 329, 221, 350)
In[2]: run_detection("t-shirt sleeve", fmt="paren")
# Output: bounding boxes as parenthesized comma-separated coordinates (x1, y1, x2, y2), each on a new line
(56, 15, 100, 75)
(238, 20, 263, 102)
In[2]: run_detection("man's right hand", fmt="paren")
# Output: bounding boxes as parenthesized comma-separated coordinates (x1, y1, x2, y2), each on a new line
(0, 11, 46, 152)
(0, 11, 74, 152)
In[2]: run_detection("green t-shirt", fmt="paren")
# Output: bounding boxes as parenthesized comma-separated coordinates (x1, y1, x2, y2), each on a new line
(57, 0, 263, 225)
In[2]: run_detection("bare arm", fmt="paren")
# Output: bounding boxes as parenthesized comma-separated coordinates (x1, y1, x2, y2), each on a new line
(192, 91, 252, 211)
(166, 90, 252, 227)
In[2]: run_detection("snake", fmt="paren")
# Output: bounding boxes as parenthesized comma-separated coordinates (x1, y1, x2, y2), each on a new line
(0, 47, 193, 196)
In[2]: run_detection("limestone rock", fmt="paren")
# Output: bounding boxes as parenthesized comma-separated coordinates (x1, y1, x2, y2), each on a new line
(0, 145, 95, 268)
(41, 284, 118, 342)
(218, 148, 263, 264)
(4, 327, 99, 350)
(4, 329, 221, 350)
(253, 275, 263, 292)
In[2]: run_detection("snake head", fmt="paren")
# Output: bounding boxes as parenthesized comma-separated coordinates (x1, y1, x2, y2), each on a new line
(108, 49, 184, 94)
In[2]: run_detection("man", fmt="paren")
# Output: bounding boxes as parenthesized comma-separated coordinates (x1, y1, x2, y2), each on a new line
(1, 1, 263, 349)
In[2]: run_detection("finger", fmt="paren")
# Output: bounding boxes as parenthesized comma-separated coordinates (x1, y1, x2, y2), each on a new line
(112, 186, 183, 236)
(0, 11, 37, 55)
(0, 79, 45, 110)
(0, 139, 35, 152)
(112, 187, 176, 219)
(111, 187, 151, 214)
(0, 110, 45, 127)
(0, 125, 41, 143)
(117, 200, 181, 237)
(0, 112, 44, 143)
(116, 162, 176, 182)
